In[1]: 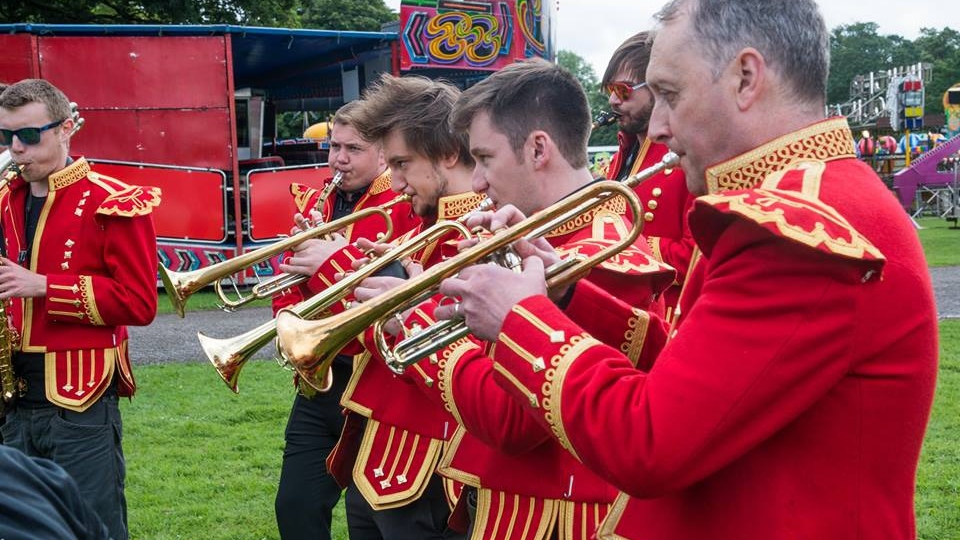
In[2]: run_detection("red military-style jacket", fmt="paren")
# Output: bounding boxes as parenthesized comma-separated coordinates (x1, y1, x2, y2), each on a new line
(271, 169, 418, 313)
(0, 158, 160, 411)
(393, 199, 674, 540)
(608, 133, 695, 316)
(488, 119, 938, 540)
(313, 191, 487, 511)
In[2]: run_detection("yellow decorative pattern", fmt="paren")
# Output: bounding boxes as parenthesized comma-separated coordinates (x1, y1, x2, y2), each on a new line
(542, 334, 601, 463)
(595, 494, 632, 540)
(620, 309, 649, 366)
(49, 158, 90, 191)
(704, 117, 856, 194)
(96, 185, 162, 217)
(438, 337, 482, 426)
(369, 169, 393, 195)
(698, 188, 884, 260)
(545, 198, 626, 238)
(437, 191, 488, 221)
(290, 183, 318, 214)
(80, 276, 104, 325)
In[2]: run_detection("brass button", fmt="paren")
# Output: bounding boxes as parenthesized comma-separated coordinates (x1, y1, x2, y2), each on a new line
(664, 168, 674, 176)
(643, 212, 655, 222)
(652, 187, 663, 197)
(647, 200, 659, 210)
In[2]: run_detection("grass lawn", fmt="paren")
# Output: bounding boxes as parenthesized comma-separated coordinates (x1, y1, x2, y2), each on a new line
(121, 320, 960, 539)
(916, 217, 960, 267)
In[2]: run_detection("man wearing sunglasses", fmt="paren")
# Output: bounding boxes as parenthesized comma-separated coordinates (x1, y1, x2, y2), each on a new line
(0, 79, 161, 540)
(602, 31, 695, 318)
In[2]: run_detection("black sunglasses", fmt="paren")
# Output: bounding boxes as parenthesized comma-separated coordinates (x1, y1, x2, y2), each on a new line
(0, 119, 65, 146)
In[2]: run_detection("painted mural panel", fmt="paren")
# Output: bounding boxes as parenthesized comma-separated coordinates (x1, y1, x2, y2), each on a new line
(399, 0, 556, 71)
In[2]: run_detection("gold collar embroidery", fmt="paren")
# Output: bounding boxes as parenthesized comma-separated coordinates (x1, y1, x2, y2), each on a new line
(437, 191, 487, 221)
(49, 157, 91, 192)
(704, 118, 856, 194)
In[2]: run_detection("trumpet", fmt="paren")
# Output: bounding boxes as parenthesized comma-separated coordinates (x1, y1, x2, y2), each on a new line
(275, 153, 680, 389)
(201, 218, 477, 393)
(591, 110, 620, 131)
(159, 192, 410, 318)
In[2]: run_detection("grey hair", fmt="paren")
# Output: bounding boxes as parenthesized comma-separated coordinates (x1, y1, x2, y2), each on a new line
(655, 0, 830, 104)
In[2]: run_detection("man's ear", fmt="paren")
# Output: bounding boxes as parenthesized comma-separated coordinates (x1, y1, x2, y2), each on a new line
(733, 47, 766, 111)
(529, 130, 551, 169)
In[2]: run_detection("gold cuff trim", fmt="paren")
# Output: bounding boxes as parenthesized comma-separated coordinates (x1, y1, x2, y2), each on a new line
(499, 333, 547, 372)
(80, 276, 104, 325)
(620, 309, 649, 366)
(543, 334, 599, 462)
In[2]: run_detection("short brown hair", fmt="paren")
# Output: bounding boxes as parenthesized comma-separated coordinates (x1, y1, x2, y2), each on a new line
(351, 74, 473, 167)
(0, 79, 72, 123)
(601, 31, 652, 88)
(452, 58, 589, 169)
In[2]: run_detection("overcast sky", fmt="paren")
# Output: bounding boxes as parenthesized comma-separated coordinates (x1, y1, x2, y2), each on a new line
(383, 0, 960, 76)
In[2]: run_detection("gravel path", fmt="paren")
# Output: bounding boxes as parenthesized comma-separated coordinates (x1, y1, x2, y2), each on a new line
(129, 266, 960, 364)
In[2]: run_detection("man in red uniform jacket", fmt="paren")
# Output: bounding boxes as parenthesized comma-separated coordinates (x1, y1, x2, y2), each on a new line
(271, 101, 419, 540)
(602, 31, 695, 317)
(0, 79, 160, 540)
(436, 1, 939, 539)
(392, 59, 674, 540)
(281, 74, 484, 540)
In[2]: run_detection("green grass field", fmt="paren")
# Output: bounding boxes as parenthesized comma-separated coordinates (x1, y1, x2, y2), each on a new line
(916, 217, 960, 267)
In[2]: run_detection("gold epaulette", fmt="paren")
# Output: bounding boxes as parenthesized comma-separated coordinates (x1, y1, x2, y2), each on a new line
(695, 162, 883, 263)
(90, 173, 162, 217)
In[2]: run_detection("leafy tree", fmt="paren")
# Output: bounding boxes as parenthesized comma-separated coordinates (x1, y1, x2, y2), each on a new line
(297, 0, 396, 32)
(1, 0, 300, 26)
(827, 23, 917, 107)
(911, 27, 960, 116)
(557, 50, 617, 146)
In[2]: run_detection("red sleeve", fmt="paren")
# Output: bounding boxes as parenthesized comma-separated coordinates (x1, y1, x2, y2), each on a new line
(46, 213, 158, 327)
(647, 192, 696, 283)
(491, 221, 868, 497)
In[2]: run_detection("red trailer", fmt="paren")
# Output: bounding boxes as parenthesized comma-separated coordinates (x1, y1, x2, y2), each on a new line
(0, 10, 555, 281)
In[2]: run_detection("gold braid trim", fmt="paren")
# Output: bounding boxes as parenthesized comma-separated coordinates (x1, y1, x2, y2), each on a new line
(369, 169, 393, 195)
(49, 158, 91, 191)
(437, 191, 487, 221)
(543, 334, 601, 463)
(80, 276, 104, 325)
(546, 197, 627, 238)
(620, 309, 649, 366)
(704, 117, 856, 194)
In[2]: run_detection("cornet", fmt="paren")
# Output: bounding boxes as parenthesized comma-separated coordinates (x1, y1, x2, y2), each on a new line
(158, 191, 410, 318)
(275, 153, 680, 390)
(201, 218, 476, 392)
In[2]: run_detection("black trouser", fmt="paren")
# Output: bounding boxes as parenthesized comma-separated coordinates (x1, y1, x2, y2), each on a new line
(275, 360, 351, 540)
(345, 474, 464, 540)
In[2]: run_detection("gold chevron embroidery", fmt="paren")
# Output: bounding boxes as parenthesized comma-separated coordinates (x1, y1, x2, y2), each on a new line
(499, 334, 547, 373)
(492, 363, 540, 409)
(511, 305, 566, 344)
(761, 159, 825, 197)
(595, 494, 632, 540)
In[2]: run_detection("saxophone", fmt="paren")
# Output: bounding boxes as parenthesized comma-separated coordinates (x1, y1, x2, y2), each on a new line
(0, 292, 21, 414)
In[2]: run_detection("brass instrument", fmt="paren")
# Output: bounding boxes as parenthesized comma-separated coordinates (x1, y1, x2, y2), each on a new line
(591, 110, 620, 131)
(0, 280, 21, 414)
(159, 192, 410, 318)
(0, 104, 84, 412)
(275, 154, 680, 389)
(201, 218, 477, 393)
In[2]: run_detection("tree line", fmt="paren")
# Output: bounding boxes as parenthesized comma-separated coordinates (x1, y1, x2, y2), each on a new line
(5, 2, 958, 145)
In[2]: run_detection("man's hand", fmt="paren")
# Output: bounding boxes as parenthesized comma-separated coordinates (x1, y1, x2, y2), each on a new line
(0, 256, 47, 299)
(436, 255, 548, 342)
(279, 234, 348, 277)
